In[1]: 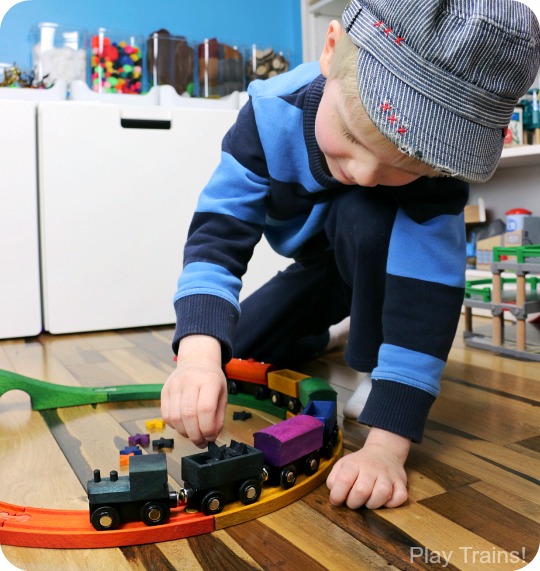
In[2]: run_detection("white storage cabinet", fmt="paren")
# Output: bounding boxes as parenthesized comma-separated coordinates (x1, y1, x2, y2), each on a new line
(38, 102, 238, 333)
(38, 99, 290, 334)
(0, 100, 42, 338)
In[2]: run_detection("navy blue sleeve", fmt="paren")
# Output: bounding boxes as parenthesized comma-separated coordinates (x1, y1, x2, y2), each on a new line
(360, 177, 469, 442)
(172, 100, 269, 360)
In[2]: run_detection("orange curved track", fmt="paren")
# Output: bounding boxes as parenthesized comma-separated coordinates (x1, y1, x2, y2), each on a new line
(0, 434, 342, 549)
(0, 502, 214, 549)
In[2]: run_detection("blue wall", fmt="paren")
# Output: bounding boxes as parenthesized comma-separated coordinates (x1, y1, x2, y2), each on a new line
(0, 0, 303, 72)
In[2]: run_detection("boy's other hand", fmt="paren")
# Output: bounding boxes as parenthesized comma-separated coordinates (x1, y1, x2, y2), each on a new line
(326, 427, 410, 509)
(161, 335, 227, 448)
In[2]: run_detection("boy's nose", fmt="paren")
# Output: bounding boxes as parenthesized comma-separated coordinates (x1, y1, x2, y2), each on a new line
(348, 162, 382, 187)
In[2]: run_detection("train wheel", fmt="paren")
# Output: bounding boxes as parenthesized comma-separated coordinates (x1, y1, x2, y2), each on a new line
(324, 425, 339, 458)
(140, 501, 170, 526)
(239, 479, 262, 505)
(227, 380, 238, 395)
(279, 465, 297, 489)
(254, 386, 268, 400)
(287, 397, 300, 413)
(304, 453, 320, 476)
(90, 506, 120, 531)
(201, 491, 226, 515)
(270, 391, 282, 407)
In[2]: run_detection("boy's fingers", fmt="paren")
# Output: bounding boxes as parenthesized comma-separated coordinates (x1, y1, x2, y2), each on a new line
(364, 476, 393, 509)
(345, 479, 374, 509)
(328, 462, 366, 507)
(160, 383, 169, 424)
(197, 383, 222, 441)
(179, 384, 206, 447)
(384, 481, 408, 508)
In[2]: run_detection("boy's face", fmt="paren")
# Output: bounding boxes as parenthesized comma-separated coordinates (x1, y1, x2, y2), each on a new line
(315, 77, 434, 187)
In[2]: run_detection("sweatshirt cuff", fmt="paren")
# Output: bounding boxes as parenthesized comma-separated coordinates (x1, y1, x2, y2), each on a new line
(172, 294, 239, 364)
(358, 379, 435, 443)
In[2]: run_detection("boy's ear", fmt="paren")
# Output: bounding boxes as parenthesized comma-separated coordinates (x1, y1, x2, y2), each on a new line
(319, 20, 344, 78)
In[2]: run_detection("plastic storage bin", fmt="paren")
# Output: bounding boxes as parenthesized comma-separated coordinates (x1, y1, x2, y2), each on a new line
(246, 45, 290, 84)
(31, 22, 86, 87)
(147, 30, 194, 96)
(198, 38, 244, 98)
(90, 28, 145, 94)
(0, 61, 67, 99)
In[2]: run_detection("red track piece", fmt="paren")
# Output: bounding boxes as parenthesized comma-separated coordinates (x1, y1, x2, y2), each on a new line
(0, 501, 214, 548)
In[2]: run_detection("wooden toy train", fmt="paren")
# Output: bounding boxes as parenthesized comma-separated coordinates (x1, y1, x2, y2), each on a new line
(224, 358, 336, 413)
(87, 360, 338, 531)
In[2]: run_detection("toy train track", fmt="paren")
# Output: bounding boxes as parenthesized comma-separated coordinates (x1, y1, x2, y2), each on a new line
(0, 433, 342, 549)
(0, 360, 342, 549)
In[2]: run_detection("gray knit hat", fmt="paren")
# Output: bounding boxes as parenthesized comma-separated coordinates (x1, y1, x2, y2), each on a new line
(343, 0, 540, 182)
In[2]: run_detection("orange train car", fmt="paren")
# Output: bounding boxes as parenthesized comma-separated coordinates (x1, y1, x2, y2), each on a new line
(224, 358, 274, 400)
(224, 358, 336, 414)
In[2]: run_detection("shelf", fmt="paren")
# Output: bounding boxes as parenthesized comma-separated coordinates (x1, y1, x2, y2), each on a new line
(498, 144, 540, 169)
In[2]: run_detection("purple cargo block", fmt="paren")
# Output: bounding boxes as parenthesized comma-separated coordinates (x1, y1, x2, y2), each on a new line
(129, 433, 150, 447)
(254, 415, 323, 468)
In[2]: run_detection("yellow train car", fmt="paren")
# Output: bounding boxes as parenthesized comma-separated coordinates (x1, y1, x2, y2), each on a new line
(267, 369, 309, 413)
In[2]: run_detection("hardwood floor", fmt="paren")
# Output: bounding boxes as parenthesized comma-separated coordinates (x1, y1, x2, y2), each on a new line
(0, 316, 538, 570)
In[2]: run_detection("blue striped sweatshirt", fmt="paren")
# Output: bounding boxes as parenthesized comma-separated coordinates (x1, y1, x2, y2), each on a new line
(173, 62, 468, 442)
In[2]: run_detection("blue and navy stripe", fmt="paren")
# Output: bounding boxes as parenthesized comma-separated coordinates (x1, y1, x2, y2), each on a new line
(173, 62, 469, 442)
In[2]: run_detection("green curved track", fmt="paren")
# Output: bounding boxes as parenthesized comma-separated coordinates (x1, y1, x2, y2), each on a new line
(0, 369, 289, 418)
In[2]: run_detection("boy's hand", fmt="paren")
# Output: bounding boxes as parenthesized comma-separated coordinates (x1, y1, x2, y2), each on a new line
(161, 335, 227, 448)
(326, 427, 410, 509)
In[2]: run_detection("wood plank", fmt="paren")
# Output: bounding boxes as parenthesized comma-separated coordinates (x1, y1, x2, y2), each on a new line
(469, 480, 540, 524)
(0, 392, 86, 509)
(81, 330, 139, 352)
(120, 544, 181, 571)
(187, 532, 266, 571)
(0, 392, 129, 570)
(429, 379, 539, 444)
(443, 362, 540, 401)
(226, 519, 328, 571)
(378, 501, 529, 570)
(1, 337, 81, 387)
(302, 485, 461, 570)
(507, 435, 540, 460)
(156, 540, 206, 571)
(37, 335, 139, 388)
(0, 345, 15, 372)
(2, 545, 133, 571)
(111, 328, 174, 363)
(405, 448, 480, 503)
(419, 486, 539, 561)
(208, 530, 265, 570)
(40, 404, 137, 485)
(423, 423, 540, 483)
(419, 438, 540, 504)
(447, 343, 540, 383)
(99, 347, 171, 385)
(260, 499, 400, 570)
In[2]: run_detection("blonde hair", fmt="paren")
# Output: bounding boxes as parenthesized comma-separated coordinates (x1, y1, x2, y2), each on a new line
(327, 33, 360, 100)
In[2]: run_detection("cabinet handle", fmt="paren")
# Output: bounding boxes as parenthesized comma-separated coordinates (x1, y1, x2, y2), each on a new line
(120, 118, 172, 130)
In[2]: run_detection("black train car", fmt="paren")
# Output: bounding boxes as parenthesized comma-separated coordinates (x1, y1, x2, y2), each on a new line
(87, 454, 179, 530)
(180, 440, 265, 515)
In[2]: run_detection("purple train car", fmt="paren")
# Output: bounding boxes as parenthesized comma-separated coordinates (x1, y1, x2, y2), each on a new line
(254, 415, 323, 489)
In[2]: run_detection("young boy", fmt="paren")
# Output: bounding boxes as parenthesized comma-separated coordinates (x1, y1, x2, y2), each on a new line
(162, 0, 540, 510)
